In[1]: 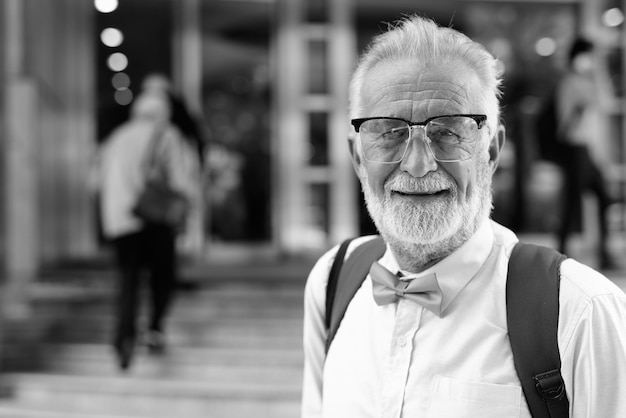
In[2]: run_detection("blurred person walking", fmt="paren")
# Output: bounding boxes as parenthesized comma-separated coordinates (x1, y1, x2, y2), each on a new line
(140, 73, 206, 258)
(95, 87, 198, 370)
(556, 37, 618, 269)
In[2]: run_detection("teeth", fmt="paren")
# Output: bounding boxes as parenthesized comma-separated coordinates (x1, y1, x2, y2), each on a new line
(397, 190, 441, 195)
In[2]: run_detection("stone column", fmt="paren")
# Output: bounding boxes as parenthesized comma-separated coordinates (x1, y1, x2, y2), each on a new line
(172, 0, 206, 258)
(2, 0, 39, 318)
(328, 0, 357, 244)
(274, 0, 358, 252)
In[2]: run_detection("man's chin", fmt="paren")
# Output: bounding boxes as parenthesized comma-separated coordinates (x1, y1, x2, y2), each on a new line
(376, 206, 460, 246)
(382, 222, 458, 246)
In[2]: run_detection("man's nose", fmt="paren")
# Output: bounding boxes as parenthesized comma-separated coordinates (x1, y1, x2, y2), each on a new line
(399, 126, 438, 177)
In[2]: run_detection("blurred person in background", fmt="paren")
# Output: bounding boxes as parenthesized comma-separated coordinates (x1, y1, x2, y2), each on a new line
(301, 15, 626, 417)
(94, 85, 198, 370)
(556, 37, 618, 269)
(140, 73, 206, 258)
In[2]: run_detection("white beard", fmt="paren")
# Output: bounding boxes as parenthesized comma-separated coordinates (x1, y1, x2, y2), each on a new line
(361, 156, 493, 270)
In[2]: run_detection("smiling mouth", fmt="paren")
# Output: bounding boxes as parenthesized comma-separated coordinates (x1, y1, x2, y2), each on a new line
(392, 189, 449, 197)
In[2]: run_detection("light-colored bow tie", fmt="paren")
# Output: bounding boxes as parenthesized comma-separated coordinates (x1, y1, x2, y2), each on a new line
(369, 261, 443, 316)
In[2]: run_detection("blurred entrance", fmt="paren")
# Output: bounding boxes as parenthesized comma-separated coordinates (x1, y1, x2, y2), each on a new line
(2, 0, 625, 269)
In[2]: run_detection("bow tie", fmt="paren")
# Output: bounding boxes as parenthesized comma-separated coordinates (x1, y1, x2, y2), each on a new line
(369, 261, 443, 316)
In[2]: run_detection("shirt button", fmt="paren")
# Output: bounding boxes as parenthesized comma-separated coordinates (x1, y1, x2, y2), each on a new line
(397, 336, 407, 347)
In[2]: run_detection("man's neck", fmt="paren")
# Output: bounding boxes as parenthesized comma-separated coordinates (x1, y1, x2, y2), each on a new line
(388, 239, 459, 273)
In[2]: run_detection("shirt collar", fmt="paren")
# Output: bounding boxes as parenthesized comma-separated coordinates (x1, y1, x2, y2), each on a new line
(378, 219, 494, 315)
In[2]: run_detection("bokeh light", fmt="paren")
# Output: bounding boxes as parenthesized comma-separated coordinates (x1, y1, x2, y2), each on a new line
(535, 37, 556, 57)
(603, 8, 624, 27)
(107, 52, 128, 72)
(101, 27, 124, 48)
(94, 0, 118, 13)
(114, 88, 133, 106)
(112, 72, 131, 90)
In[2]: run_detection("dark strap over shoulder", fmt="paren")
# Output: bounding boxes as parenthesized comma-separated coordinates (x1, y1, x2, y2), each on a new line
(325, 236, 386, 353)
(507, 242, 569, 418)
(324, 238, 354, 332)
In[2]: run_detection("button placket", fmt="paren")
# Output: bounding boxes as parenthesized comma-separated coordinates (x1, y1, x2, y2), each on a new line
(381, 298, 423, 418)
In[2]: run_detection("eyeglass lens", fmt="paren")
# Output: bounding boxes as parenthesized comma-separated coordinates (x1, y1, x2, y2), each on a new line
(359, 116, 479, 163)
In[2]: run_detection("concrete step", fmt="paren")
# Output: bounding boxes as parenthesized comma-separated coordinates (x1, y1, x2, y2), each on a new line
(57, 336, 301, 352)
(0, 371, 292, 399)
(29, 301, 305, 322)
(27, 344, 303, 382)
(0, 405, 145, 418)
(43, 315, 303, 334)
(22, 284, 305, 319)
(24, 344, 303, 367)
(27, 282, 306, 306)
(0, 373, 301, 418)
(8, 305, 304, 336)
(40, 256, 316, 285)
(41, 326, 303, 349)
(0, 399, 300, 418)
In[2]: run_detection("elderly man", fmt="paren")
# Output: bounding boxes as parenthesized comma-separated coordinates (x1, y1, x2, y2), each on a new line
(301, 15, 626, 418)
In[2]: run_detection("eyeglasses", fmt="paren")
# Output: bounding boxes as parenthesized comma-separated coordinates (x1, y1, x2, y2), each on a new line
(351, 114, 487, 164)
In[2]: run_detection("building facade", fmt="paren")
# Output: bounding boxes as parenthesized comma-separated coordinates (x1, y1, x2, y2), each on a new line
(1, 0, 625, 311)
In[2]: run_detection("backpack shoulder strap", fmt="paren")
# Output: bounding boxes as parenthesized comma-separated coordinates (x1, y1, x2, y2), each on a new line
(325, 236, 386, 353)
(507, 242, 569, 418)
(324, 237, 354, 333)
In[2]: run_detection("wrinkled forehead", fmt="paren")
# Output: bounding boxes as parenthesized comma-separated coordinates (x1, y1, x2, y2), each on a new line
(359, 58, 486, 118)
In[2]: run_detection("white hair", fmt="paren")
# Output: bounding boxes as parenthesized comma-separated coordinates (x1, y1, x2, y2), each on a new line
(349, 15, 504, 134)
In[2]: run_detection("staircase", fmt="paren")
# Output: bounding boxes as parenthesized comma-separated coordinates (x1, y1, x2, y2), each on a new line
(0, 258, 313, 418)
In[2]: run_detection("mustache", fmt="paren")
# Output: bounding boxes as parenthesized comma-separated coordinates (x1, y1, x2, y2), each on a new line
(384, 171, 456, 194)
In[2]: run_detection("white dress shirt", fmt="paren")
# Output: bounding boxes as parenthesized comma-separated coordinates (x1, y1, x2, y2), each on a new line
(301, 220, 626, 418)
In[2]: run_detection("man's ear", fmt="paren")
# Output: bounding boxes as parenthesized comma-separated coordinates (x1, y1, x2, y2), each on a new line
(348, 135, 363, 176)
(488, 124, 506, 173)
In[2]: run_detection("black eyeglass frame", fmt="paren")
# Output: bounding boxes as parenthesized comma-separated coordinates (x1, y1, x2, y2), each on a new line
(350, 114, 487, 132)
